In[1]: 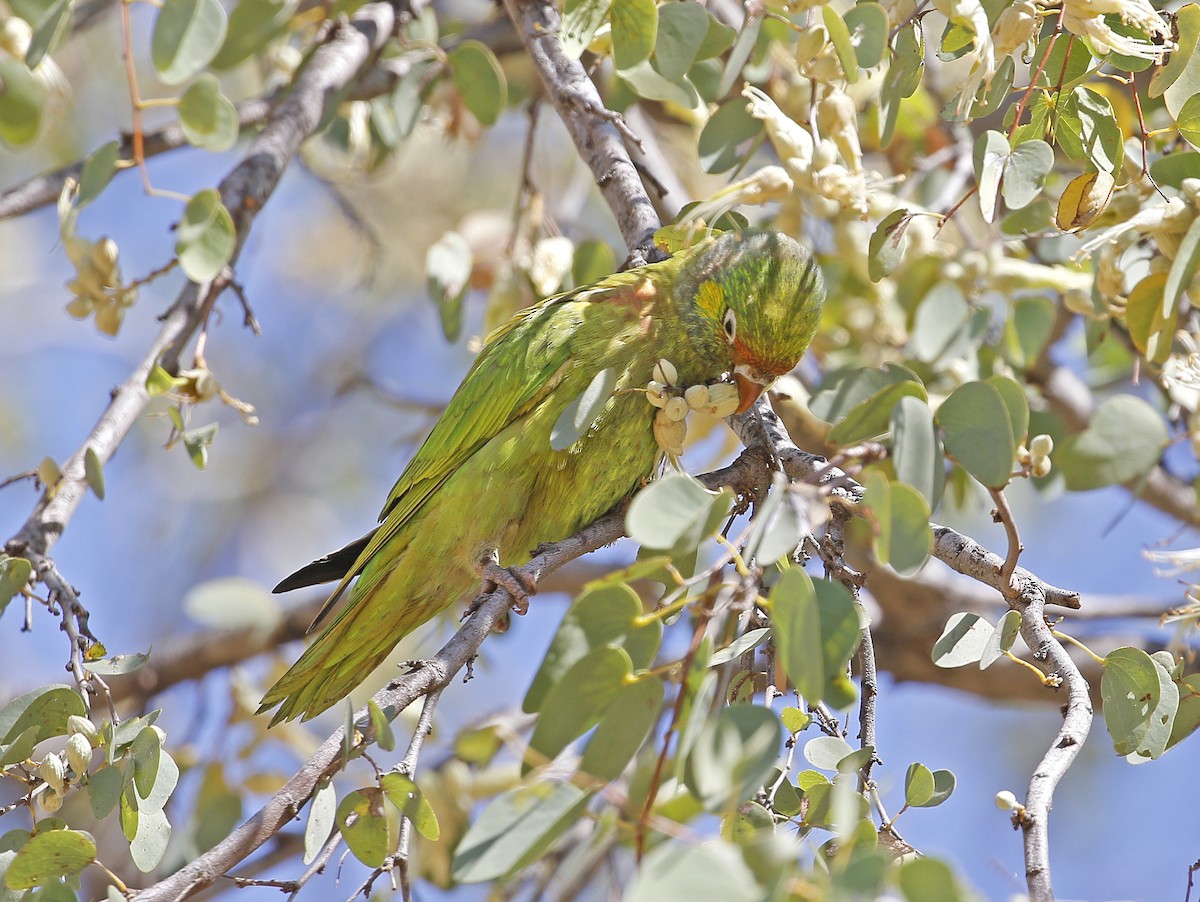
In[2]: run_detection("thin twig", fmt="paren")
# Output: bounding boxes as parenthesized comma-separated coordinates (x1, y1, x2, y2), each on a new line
(988, 486, 1024, 597)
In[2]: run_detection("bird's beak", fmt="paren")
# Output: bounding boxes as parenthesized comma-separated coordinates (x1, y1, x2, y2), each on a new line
(734, 372, 763, 413)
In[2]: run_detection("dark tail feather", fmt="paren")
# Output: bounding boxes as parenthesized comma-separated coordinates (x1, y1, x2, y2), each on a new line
(272, 530, 377, 594)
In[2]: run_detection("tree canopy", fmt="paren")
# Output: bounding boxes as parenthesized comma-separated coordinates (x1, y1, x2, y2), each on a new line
(1, 0, 1199, 897)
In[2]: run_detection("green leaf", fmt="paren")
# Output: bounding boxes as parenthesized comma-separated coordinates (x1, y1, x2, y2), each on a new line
(571, 240, 616, 287)
(1125, 273, 1173, 365)
(626, 473, 730, 551)
(129, 805, 171, 872)
(526, 646, 631, 771)
(76, 140, 122, 209)
(1056, 395, 1168, 490)
(1163, 13, 1200, 117)
(426, 231, 471, 342)
(627, 840, 763, 902)
(85, 652, 149, 676)
(973, 129, 1008, 223)
(827, 380, 927, 446)
(742, 477, 821, 566)
(1150, 150, 1200, 189)
(303, 780, 336, 864)
(923, 769, 956, 807)
(932, 612, 993, 668)
(716, 10, 761, 97)
(1002, 139, 1054, 210)
(131, 727, 161, 800)
(684, 704, 781, 810)
(380, 773, 440, 840)
(452, 782, 588, 882)
(151, 0, 228, 85)
(210, 0, 295, 69)
(611, 0, 657, 69)
(366, 699, 394, 752)
(710, 628, 770, 668)
(176, 189, 236, 283)
(891, 395, 943, 510)
(579, 676, 663, 781)
(1165, 215, 1200, 323)
(179, 74, 239, 151)
(698, 98, 763, 174)
(1004, 298, 1055, 369)
(1151, 3, 1199, 99)
(868, 209, 909, 282)
(937, 381, 1016, 488)
(843, 2, 888, 68)
(1056, 87, 1122, 174)
(88, 766, 123, 819)
(886, 483, 932, 576)
(0, 59, 45, 148)
(0, 556, 32, 616)
(1167, 674, 1200, 750)
(336, 789, 392, 868)
(0, 686, 86, 745)
(615, 58, 699, 108)
(448, 40, 506, 126)
(1101, 646, 1161, 756)
(0, 726, 40, 767)
(986, 375, 1030, 448)
(810, 363, 920, 424)
(26, 0, 73, 70)
(551, 368, 616, 450)
(1034, 33, 1091, 88)
(898, 856, 964, 902)
(980, 609, 1021, 669)
(82, 446, 105, 501)
(770, 570, 860, 705)
(823, 4, 858, 83)
(1176, 92, 1200, 150)
(904, 762, 934, 807)
(560, 0, 612, 58)
(523, 581, 659, 712)
(654, 1, 709, 82)
(803, 734, 855, 771)
(4, 830, 95, 889)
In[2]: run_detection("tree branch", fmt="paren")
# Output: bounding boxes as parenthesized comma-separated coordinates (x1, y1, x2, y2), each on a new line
(500, 0, 664, 265)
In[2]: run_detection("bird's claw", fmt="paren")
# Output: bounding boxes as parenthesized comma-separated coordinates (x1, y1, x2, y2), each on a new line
(473, 557, 537, 618)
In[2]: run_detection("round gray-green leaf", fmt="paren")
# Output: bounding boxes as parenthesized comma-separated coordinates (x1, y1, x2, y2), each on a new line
(526, 645, 631, 771)
(1056, 395, 1168, 491)
(891, 395, 942, 509)
(937, 381, 1015, 488)
(654, 0, 709, 82)
(843, 2, 887, 68)
(626, 473, 728, 550)
(176, 189, 236, 283)
(179, 73, 239, 151)
(932, 612, 993, 668)
(684, 704, 781, 810)
(1001, 139, 1053, 209)
(152, 0, 228, 85)
(26, 0, 72, 70)
(611, 0, 657, 70)
(448, 40, 506, 126)
(336, 789, 392, 868)
(698, 98, 762, 174)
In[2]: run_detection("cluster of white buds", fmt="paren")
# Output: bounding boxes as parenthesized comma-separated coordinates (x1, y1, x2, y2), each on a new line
(1018, 433, 1054, 478)
(645, 359, 743, 456)
(34, 715, 100, 813)
(63, 235, 137, 336)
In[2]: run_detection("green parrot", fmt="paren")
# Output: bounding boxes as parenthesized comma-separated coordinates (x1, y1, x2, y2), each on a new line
(259, 230, 824, 723)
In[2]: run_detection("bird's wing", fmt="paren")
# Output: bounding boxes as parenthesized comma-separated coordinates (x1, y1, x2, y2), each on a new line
(314, 274, 640, 617)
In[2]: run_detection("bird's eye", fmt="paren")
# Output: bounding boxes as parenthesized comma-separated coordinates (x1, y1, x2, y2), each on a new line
(723, 308, 737, 343)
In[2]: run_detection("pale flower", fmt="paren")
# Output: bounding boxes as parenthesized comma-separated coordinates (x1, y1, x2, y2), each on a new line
(993, 0, 1039, 57)
(1062, 0, 1173, 59)
(932, 0, 997, 116)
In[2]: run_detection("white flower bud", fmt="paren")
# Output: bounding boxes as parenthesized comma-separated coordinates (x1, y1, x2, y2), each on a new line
(1029, 434, 1054, 458)
(66, 733, 93, 776)
(653, 409, 687, 456)
(653, 358, 678, 386)
(705, 382, 742, 418)
(39, 755, 66, 794)
(646, 381, 668, 407)
(1016, 444, 1031, 465)
(994, 790, 1019, 810)
(39, 788, 64, 814)
(663, 397, 689, 422)
(684, 384, 711, 410)
(67, 715, 100, 745)
(1031, 458, 1052, 478)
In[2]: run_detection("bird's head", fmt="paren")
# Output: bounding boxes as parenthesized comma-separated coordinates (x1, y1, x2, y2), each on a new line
(675, 230, 825, 413)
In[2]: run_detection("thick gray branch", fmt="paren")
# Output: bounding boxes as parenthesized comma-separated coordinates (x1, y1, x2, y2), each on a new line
(500, 0, 663, 264)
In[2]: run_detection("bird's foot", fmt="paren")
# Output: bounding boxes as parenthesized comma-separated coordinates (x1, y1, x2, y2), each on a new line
(474, 556, 538, 618)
